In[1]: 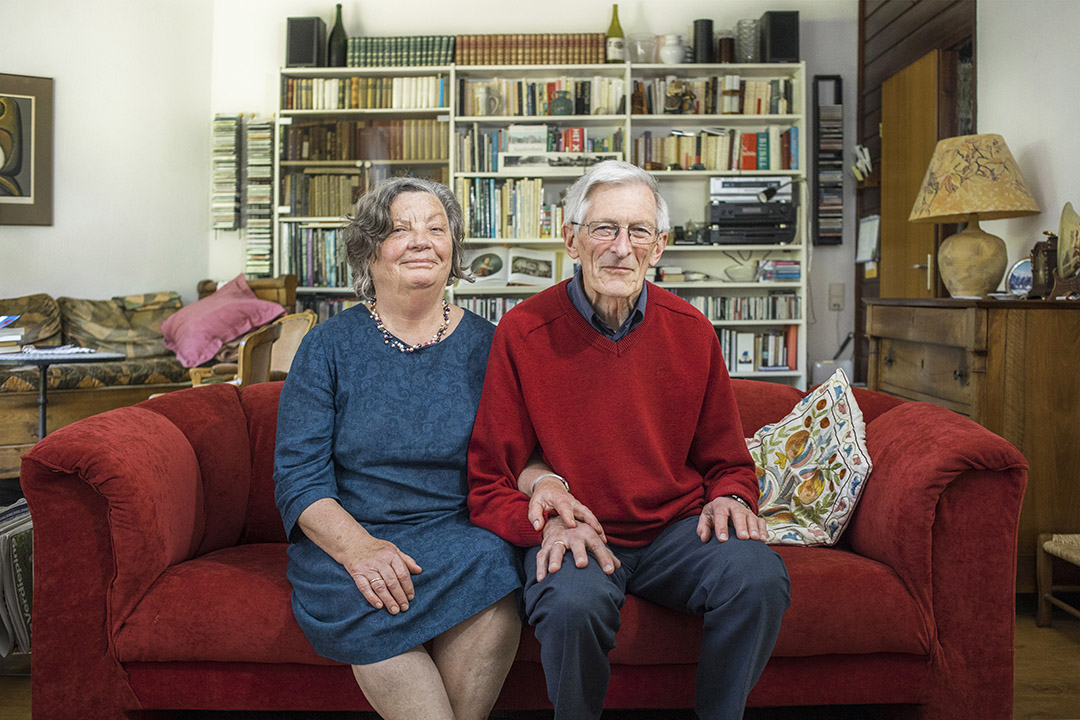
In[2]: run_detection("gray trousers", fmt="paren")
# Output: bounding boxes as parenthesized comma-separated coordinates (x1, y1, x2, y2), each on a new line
(523, 516, 790, 720)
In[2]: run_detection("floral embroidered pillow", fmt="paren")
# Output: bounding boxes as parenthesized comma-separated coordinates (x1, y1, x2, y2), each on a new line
(748, 368, 872, 545)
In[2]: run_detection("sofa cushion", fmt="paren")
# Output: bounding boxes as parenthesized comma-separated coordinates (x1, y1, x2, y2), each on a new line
(116, 544, 928, 666)
(751, 368, 872, 545)
(161, 274, 285, 368)
(0, 355, 188, 393)
(115, 543, 332, 665)
(0, 293, 61, 346)
(59, 293, 181, 358)
(59, 293, 181, 357)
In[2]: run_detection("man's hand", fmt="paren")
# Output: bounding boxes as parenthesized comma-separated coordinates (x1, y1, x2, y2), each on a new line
(529, 476, 606, 540)
(697, 496, 767, 543)
(535, 516, 621, 582)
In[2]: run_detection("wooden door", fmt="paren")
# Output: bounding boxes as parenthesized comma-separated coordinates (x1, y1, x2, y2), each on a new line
(880, 51, 941, 298)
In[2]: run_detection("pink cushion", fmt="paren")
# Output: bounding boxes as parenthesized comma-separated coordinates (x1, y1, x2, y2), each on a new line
(162, 275, 284, 368)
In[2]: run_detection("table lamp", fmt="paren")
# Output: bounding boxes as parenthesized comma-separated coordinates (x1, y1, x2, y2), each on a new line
(908, 133, 1040, 297)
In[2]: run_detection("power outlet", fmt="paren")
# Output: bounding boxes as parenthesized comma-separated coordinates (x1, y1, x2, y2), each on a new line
(828, 283, 844, 311)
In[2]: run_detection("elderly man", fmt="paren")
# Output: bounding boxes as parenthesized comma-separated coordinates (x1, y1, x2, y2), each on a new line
(467, 160, 790, 720)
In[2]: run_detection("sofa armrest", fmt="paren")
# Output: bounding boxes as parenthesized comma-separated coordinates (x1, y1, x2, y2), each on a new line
(21, 406, 208, 718)
(846, 401, 1027, 716)
(22, 407, 207, 628)
(848, 401, 1026, 606)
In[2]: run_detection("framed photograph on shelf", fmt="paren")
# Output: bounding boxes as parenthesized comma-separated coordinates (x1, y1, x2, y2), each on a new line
(0, 73, 54, 226)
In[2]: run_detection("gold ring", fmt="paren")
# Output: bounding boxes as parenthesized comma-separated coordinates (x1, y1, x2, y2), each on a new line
(553, 541, 568, 549)
(369, 574, 383, 583)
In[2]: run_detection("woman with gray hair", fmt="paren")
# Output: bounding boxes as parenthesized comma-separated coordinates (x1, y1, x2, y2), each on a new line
(273, 177, 529, 720)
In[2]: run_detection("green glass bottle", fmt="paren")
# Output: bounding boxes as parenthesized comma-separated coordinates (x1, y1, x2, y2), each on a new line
(605, 4, 625, 63)
(328, 4, 347, 67)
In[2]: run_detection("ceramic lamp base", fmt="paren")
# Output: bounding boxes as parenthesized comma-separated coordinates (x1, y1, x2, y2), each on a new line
(938, 216, 1008, 297)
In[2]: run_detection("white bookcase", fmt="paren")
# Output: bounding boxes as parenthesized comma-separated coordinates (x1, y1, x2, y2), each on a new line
(274, 62, 808, 387)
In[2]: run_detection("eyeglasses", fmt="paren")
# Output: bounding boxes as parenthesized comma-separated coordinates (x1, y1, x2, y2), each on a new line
(570, 221, 660, 245)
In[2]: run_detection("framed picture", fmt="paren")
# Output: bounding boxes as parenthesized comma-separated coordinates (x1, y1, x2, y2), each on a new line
(0, 73, 54, 226)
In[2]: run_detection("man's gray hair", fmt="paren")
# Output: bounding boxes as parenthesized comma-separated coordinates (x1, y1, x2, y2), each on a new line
(562, 160, 671, 232)
(343, 177, 471, 299)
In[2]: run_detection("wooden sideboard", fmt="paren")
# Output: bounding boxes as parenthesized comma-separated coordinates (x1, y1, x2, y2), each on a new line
(864, 297, 1080, 592)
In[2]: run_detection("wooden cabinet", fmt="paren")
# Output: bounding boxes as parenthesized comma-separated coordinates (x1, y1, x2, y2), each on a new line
(865, 298, 1080, 592)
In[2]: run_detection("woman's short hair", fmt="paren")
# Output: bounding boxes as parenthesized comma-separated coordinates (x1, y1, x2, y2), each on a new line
(562, 160, 671, 233)
(343, 177, 471, 299)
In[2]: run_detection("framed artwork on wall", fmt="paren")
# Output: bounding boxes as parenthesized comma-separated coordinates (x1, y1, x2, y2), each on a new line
(0, 73, 54, 226)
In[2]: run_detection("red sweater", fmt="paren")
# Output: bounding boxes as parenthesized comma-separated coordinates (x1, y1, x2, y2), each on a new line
(467, 280, 758, 548)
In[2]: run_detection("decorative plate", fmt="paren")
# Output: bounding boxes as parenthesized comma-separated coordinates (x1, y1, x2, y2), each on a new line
(1058, 202, 1080, 280)
(1006, 258, 1033, 296)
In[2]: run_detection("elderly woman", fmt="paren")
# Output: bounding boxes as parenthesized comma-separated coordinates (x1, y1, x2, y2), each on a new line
(273, 177, 527, 720)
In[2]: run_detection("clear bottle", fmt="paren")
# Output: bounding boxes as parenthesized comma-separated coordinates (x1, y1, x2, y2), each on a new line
(328, 4, 347, 67)
(605, 4, 626, 63)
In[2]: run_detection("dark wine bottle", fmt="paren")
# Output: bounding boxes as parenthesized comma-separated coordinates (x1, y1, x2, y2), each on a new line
(328, 4, 347, 67)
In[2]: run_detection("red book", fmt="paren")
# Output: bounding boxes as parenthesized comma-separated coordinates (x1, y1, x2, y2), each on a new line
(566, 127, 585, 153)
(739, 133, 757, 170)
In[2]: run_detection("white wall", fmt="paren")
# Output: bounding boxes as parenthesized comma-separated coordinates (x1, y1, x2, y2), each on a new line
(208, 0, 860, 369)
(978, 0, 1080, 279)
(0, 0, 213, 303)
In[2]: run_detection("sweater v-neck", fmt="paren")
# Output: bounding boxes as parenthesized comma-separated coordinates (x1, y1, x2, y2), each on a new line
(554, 280, 649, 356)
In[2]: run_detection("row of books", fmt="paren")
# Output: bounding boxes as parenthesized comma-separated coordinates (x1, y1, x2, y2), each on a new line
(245, 120, 274, 276)
(680, 291, 801, 321)
(211, 115, 240, 230)
(453, 295, 527, 324)
(281, 166, 449, 218)
(282, 225, 349, 288)
(282, 75, 450, 111)
(282, 119, 449, 163)
(0, 499, 32, 656)
(455, 124, 623, 173)
(346, 35, 455, 68)
(632, 76, 794, 116)
(295, 296, 363, 323)
(456, 177, 564, 239)
(458, 77, 626, 118)
(720, 326, 798, 373)
(632, 126, 798, 172)
(455, 33, 606, 66)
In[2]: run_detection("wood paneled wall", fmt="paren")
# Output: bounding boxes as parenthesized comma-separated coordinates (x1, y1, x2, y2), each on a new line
(853, 0, 975, 382)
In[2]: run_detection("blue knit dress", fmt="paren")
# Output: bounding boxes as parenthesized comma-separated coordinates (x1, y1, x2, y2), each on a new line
(274, 306, 522, 665)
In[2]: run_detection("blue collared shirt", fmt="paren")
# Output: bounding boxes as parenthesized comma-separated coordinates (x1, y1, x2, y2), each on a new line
(566, 266, 648, 342)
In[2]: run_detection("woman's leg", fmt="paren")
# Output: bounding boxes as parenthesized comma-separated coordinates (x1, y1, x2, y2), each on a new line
(431, 592, 522, 720)
(352, 646, 455, 720)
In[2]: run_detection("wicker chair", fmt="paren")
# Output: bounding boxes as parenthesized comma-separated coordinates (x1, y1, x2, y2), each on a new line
(1036, 533, 1080, 626)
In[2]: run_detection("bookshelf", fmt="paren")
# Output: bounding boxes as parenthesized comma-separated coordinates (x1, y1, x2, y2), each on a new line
(274, 62, 808, 386)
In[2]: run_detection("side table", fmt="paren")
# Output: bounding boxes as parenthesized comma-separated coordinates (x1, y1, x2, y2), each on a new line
(0, 349, 126, 441)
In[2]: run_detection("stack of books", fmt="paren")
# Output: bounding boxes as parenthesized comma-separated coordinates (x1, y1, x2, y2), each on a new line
(0, 316, 24, 354)
(759, 260, 801, 282)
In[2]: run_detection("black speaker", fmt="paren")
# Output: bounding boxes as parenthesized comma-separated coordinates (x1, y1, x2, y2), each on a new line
(287, 17, 327, 67)
(759, 11, 799, 63)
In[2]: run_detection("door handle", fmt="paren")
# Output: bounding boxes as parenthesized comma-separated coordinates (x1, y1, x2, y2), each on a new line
(909, 253, 934, 292)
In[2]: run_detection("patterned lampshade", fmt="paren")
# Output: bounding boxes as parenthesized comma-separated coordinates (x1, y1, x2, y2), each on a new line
(909, 134, 1040, 223)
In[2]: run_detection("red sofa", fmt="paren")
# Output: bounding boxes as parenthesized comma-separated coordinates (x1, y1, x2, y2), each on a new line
(20, 379, 1027, 720)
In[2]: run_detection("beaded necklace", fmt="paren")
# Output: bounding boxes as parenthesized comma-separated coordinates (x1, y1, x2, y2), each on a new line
(368, 298, 451, 353)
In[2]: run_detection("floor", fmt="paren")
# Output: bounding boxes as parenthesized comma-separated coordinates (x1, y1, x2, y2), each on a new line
(0, 596, 1077, 720)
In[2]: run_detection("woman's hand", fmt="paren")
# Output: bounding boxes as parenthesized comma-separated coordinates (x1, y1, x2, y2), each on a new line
(296, 498, 422, 615)
(340, 534, 423, 615)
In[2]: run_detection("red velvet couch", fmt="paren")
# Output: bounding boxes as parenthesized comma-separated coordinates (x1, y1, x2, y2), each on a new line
(20, 379, 1027, 720)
